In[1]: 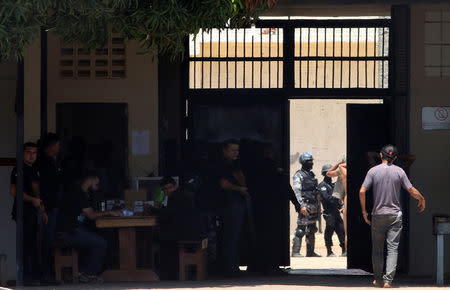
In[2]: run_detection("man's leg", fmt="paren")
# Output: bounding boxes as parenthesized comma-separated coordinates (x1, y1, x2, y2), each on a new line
(23, 214, 39, 282)
(222, 199, 246, 273)
(65, 226, 107, 275)
(334, 213, 346, 256)
(292, 215, 306, 257)
(306, 223, 320, 257)
(42, 209, 58, 280)
(371, 216, 387, 284)
(383, 216, 403, 285)
(323, 214, 335, 256)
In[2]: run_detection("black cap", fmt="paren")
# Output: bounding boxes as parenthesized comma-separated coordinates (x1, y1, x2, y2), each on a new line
(381, 144, 398, 161)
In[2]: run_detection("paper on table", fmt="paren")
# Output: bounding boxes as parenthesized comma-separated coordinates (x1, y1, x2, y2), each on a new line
(132, 130, 150, 155)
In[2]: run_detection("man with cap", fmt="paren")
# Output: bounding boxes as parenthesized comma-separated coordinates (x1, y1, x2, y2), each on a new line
(360, 144, 426, 288)
(318, 164, 346, 257)
(291, 152, 321, 257)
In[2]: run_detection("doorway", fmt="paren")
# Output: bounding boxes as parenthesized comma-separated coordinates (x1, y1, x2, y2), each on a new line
(181, 17, 398, 275)
(289, 99, 392, 273)
(56, 103, 128, 198)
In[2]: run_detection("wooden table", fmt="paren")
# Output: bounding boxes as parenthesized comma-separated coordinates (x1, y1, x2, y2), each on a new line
(96, 216, 159, 282)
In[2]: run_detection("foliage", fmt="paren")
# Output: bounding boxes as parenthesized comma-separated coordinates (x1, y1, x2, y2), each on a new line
(0, 0, 276, 61)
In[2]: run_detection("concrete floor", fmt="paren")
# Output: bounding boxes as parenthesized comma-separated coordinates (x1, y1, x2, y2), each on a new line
(8, 275, 440, 290)
(6, 233, 444, 289)
(289, 232, 347, 270)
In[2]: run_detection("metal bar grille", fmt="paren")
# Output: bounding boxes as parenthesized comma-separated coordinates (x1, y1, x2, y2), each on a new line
(294, 24, 390, 89)
(188, 19, 390, 90)
(188, 27, 283, 89)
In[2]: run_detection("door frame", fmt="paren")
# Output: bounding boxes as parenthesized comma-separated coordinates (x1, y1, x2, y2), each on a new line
(178, 15, 410, 271)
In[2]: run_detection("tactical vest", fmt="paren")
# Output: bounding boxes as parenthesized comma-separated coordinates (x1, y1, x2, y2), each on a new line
(298, 170, 318, 201)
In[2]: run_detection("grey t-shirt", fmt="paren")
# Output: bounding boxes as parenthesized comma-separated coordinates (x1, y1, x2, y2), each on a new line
(362, 163, 413, 216)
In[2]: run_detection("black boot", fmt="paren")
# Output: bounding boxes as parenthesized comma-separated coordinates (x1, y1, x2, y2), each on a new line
(306, 237, 321, 257)
(340, 246, 347, 257)
(291, 237, 304, 257)
(326, 246, 335, 257)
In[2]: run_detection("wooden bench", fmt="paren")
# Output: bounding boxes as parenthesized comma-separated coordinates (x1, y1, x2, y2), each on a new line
(53, 240, 79, 284)
(178, 238, 208, 281)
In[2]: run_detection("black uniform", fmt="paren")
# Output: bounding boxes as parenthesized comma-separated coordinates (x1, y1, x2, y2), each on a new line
(10, 164, 40, 280)
(37, 153, 63, 279)
(318, 180, 345, 251)
(292, 169, 319, 256)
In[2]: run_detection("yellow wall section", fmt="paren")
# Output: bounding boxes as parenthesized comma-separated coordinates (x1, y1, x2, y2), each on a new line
(46, 33, 159, 178)
(409, 4, 450, 277)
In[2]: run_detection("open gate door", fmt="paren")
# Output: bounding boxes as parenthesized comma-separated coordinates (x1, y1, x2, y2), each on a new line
(346, 103, 391, 272)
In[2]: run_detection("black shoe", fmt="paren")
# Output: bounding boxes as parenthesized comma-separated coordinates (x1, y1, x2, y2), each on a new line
(306, 252, 322, 257)
(327, 252, 336, 257)
(291, 252, 304, 257)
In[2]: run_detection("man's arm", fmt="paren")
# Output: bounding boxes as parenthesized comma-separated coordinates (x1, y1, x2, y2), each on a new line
(359, 186, 371, 225)
(293, 173, 307, 215)
(339, 163, 347, 195)
(407, 187, 426, 212)
(219, 178, 249, 198)
(82, 207, 122, 220)
(286, 184, 301, 212)
(10, 184, 41, 208)
(326, 161, 344, 178)
(319, 187, 340, 206)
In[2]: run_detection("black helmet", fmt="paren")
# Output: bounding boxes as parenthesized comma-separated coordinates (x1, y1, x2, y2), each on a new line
(321, 164, 332, 175)
(299, 151, 314, 165)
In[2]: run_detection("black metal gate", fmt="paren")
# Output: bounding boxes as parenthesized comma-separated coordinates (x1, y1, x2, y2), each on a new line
(182, 18, 393, 268)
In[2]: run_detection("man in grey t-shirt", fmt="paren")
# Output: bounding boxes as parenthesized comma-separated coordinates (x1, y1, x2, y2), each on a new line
(359, 144, 425, 288)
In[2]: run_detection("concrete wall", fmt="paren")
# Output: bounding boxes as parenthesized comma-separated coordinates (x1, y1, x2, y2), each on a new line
(0, 60, 18, 280)
(409, 4, 450, 277)
(47, 33, 159, 178)
(289, 99, 382, 235)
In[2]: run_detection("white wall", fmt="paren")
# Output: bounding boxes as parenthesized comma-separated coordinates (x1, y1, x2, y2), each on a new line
(0, 60, 18, 280)
(409, 4, 450, 277)
(289, 99, 382, 234)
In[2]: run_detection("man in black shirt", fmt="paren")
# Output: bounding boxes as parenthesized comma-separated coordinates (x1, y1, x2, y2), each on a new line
(37, 133, 62, 245)
(57, 174, 122, 282)
(10, 142, 43, 285)
(217, 139, 249, 277)
(318, 164, 345, 257)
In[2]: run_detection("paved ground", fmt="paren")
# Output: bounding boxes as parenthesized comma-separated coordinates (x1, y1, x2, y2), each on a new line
(6, 233, 447, 289)
(289, 232, 347, 270)
(7, 274, 442, 290)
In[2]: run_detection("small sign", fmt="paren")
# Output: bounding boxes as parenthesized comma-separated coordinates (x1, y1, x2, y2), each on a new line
(422, 107, 450, 130)
(132, 130, 150, 155)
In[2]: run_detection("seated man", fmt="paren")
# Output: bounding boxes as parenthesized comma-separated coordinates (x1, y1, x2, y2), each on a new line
(56, 173, 122, 283)
(158, 176, 205, 280)
(159, 177, 203, 239)
(161, 176, 195, 211)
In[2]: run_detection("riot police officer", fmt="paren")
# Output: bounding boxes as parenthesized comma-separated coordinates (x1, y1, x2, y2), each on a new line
(318, 164, 346, 257)
(291, 152, 321, 257)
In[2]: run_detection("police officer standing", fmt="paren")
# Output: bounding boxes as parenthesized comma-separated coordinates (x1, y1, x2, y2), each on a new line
(10, 143, 45, 286)
(318, 164, 346, 257)
(291, 152, 321, 257)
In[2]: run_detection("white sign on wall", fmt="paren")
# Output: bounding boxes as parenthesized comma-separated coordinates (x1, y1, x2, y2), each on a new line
(422, 107, 450, 130)
(132, 130, 150, 155)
